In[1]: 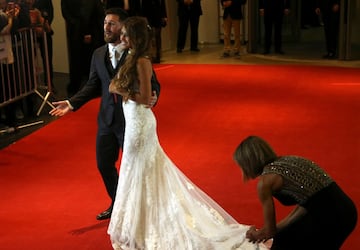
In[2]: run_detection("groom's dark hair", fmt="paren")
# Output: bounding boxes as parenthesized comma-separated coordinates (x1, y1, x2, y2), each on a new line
(105, 8, 129, 22)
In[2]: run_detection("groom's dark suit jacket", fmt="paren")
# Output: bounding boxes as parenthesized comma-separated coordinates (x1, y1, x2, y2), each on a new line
(69, 44, 161, 136)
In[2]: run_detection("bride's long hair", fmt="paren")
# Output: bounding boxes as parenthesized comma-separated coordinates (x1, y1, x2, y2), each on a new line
(112, 16, 152, 97)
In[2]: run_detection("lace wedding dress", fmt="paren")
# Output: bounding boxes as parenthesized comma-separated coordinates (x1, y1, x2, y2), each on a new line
(108, 100, 269, 250)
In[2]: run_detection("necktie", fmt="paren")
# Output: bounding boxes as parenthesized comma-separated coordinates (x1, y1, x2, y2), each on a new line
(111, 47, 120, 103)
(111, 48, 119, 69)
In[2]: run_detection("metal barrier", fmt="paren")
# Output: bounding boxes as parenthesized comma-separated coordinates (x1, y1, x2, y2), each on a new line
(0, 28, 54, 134)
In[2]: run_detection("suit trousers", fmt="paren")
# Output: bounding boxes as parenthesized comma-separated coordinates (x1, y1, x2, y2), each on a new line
(96, 105, 125, 208)
(322, 12, 340, 54)
(177, 14, 200, 50)
(151, 26, 162, 59)
(263, 13, 284, 52)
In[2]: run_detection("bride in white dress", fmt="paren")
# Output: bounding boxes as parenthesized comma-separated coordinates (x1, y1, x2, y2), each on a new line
(107, 16, 269, 250)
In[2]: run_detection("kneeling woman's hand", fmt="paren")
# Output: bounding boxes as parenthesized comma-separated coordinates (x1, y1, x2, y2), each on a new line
(246, 225, 271, 244)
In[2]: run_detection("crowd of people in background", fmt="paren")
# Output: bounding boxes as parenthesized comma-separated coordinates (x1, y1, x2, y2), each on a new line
(0, 0, 168, 129)
(61, 0, 105, 97)
(0, 0, 343, 130)
(1, 0, 34, 128)
(60, 0, 168, 97)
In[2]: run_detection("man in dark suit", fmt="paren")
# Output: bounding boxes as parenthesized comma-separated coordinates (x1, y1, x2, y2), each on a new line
(259, 0, 290, 54)
(49, 8, 161, 220)
(315, 0, 340, 59)
(61, 0, 105, 97)
(176, 0, 202, 53)
(132, 0, 167, 63)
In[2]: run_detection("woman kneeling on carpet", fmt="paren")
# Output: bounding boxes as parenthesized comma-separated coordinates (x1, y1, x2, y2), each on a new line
(107, 16, 269, 250)
(233, 135, 357, 250)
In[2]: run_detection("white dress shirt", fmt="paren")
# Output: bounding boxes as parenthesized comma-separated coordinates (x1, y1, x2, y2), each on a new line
(109, 44, 123, 69)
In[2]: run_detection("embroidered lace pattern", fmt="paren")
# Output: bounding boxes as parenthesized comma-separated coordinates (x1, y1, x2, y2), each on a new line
(107, 100, 268, 250)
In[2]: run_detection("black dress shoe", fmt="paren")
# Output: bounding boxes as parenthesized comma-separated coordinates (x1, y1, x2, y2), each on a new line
(176, 48, 182, 53)
(322, 52, 336, 59)
(190, 48, 200, 52)
(96, 208, 112, 220)
(327, 52, 336, 59)
(275, 50, 285, 55)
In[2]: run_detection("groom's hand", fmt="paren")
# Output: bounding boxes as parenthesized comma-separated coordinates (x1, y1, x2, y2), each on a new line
(146, 91, 158, 108)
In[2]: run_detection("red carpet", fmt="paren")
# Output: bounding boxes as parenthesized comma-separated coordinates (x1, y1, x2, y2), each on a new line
(0, 64, 359, 249)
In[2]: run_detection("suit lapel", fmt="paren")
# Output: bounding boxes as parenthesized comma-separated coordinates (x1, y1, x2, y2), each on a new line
(104, 45, 118, 77)
(117, 49, 128, 70)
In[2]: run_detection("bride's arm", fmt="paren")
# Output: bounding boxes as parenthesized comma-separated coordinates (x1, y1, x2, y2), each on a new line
(134, 57, 152, 105)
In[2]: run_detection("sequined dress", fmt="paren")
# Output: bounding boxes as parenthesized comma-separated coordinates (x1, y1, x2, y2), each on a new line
(262, 156, 357, 250)
(107, 100, 268, 250)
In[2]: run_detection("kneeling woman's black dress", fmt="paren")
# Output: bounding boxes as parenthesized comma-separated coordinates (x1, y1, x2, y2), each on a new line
(263, 156, 357, 250)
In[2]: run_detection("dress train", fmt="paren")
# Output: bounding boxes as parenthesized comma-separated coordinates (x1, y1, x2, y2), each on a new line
(108, 100, 269, 250)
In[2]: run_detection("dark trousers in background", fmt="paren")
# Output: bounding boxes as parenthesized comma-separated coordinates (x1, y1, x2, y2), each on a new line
(322, 11, 340, 55)
(177, 14, 200, 50)
(263, 12, 284, 53)
(65, 23, 91, 97)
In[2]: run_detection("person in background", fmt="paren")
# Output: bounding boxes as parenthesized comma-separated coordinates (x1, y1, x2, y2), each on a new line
(0, 0, 10, 31)
(104, 0, 129, 11)
(0, 0, 16, 128)
(107, 15, 268, 250)
(49, 8, 160, 221)
(221, 0, 247, 58)
(0, 0, 17, 59)
(233, 135, 357, 250)
(0, 0, 31, 125)
(25, 0, 49, 35)
(11, 0, 31, 30)
(61, 0, 105, 97)
(259, 0, 290, 55)
(176, 0, 202, 53)
(132, 0, 167, 63)
(301, 0, 319, 29)
(33, 0, 54, 92)
(315, 0, 340, 59)
(25, 0, 53, 93)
